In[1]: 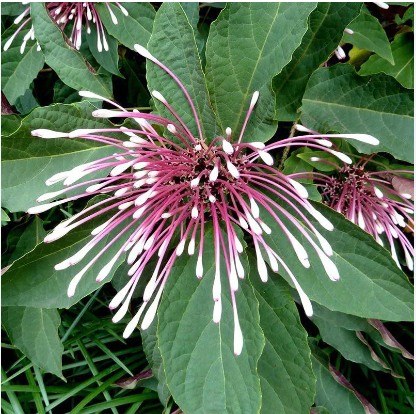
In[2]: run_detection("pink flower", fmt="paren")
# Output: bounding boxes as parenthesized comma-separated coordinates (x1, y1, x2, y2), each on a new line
(290, 138, 414, 271)
(3, 2, 128, 54)
(29, 45, 380, 355)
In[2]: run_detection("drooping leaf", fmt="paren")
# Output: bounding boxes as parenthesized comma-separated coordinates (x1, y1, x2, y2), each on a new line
(261, 200, 414, 321)
(1, 211, 134, 309)
(205, 2, 317, 142)
(1, 101, 121, 212)
(249, 253, 315, 414)
(157, 225, 264, 414)
(86, 24, 122, 77)
(342, 8, 394, 64)
(3, 217, 46, 266)
(311, 314, 389, 372)
(95, 2, 155, 51)
(146, 2, 219, 141)
(1, 26, 45, 105)
(2, 306, 64, 378)
(274, 2, 362, 121)
(301, 65, 414, 163)
(359, 32, 414, 89)
(310, 341, 376, 414)
(31, 2, 112, 98)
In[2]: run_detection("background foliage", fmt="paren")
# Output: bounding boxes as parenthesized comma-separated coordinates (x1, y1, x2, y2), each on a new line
(1, 2, 414, 413)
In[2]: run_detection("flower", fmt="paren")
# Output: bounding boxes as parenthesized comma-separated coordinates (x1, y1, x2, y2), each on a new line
(29, 45, 380, 355)
(3, 2, 128, 54)
(289, 143, 414, 271)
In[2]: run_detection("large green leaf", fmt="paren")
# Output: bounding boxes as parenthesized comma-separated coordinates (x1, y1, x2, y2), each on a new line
(342, 8, 394, 63)
(360, 32, 414, 89)
(157, 225, 264, 414)
(274, 2, 362, 121)
(301, 65, 414, 163)
(1, 102, 120, 212)
(95, 2, 155, 51)
(2, 306, 64, 378)
(261, 200, 414, 321)
(31, 2, 112, 98)
(205, 3, 317, 142)
(249, 254, 315, 414)
(3, 217, 46, 267)
(1, 213, 134, 309)
(1, 26, 45, 105)
(146, 2, 219, 141)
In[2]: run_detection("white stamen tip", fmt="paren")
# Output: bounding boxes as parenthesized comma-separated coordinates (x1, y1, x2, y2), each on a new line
(222, 139, 234, 154)
(31, 129, 69, 139)
(227, 162, 240, 179)
(152, 90, 167, 104)
(258, 150, 274, 166)
(288, 178, 309, 199)
(134, 44, 154, 60)
(250, 91, 259, 108)
(294, 124, 315, 134)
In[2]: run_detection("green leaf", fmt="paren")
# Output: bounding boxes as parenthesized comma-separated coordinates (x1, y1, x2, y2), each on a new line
(249, 254, 315, 414)
(395, 5, 414, 26)
(301, 65, 414, 163)
(1, 114, 21, 137)
(1, 212, 134, 308)
(283, 148, 314, 184)
(274, 2, 362, 121)
(157, 225, 264, 414)
(261, 200, 414, 321)
(14, 87, 38, 114)
(141, 318, 171, 407)
(1, 26, 45, 105)
(1, 208, 10, 222)
(53, 80, 80, 104)
(296, 150, 340, 172)
(311, 314, 388, 371)
(342, 8, 394, 64)
(359, 32, 414, 89)
(311, 350, 367, 414)
(31, 2, 112, 98)
(205, 3, 317, 142)
(95, 2, 155, 51)
(2, 307, 64, 378)
(3, 217, 46, 266)
(1, 2, 26, 16)
(86, 25, 121, 77)
(1, 101, 121, 213)
(146, 3, 219, 141)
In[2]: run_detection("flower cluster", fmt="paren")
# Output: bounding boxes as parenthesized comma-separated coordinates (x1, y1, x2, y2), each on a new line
(29, 44, 380, 355)
(290, 136, 414, 271)
(3, 2, 127, 54)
